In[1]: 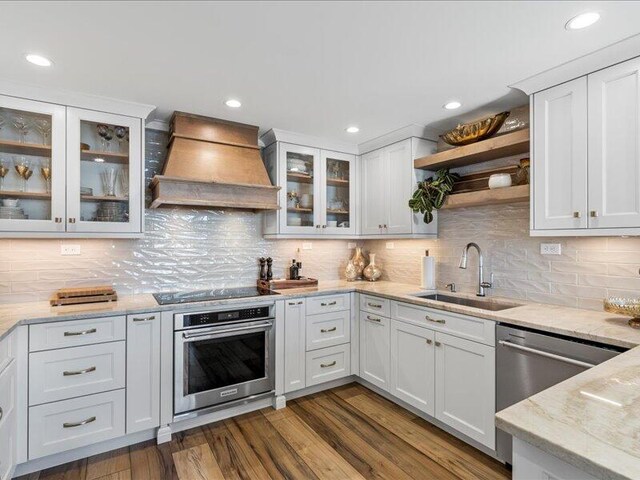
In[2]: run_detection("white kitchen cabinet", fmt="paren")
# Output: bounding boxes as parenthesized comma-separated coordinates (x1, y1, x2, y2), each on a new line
(305, 343, 351, 387)
(284, 299, 306, 393)
(126, 312, 160, 434)
(434, 331, 495, 449)
(264, 142, 357, 237)
(532, 57, 640, 235)
(532, 77, 588, 230)
(306, 310, 350, 351)
(512, 438, 599, 480)
(390, 319, 435, 416)
(359, 311, 390, 391)
(360, 138, 438, 236)
(588, 57, 640, 229)
(0, 345, 16, 480)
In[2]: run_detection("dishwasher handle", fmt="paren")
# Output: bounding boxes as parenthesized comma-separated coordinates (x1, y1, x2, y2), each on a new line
(498, 340, 596, 369)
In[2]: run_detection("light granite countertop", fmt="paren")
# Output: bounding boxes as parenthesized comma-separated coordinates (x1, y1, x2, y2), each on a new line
(1, 279, 639, 478)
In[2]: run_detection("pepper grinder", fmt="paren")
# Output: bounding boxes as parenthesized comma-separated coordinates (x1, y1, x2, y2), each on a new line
(259, 257, 267, 280)
(266, 257, 273, 280)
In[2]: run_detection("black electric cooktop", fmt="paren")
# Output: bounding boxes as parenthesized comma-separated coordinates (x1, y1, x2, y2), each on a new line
(153, 286, 279, 305)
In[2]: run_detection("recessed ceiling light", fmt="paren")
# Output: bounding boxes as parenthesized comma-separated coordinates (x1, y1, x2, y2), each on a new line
(94, 157, 105, 163)
(345, 126, 359, 133)
(25, 53, 52, 67)
(565, 12, 600, 30)
(225, 99, 242, 108)
(444, 101, 462, 110)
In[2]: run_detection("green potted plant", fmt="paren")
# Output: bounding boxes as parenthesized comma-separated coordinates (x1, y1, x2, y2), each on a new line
(408, 169, 460, 224)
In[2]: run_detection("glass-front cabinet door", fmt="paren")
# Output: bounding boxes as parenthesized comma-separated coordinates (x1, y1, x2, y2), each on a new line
(279, 143, 321, 234)
(0, 95, 66, 233)
(66, 108, 142, 234)
(321, 151, 356, 235)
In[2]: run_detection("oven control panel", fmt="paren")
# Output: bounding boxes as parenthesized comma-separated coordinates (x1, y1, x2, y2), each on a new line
(183, 306, 272, 328)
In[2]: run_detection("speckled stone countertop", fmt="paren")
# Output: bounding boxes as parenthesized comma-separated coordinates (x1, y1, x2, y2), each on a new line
(1, 279, 639, 478)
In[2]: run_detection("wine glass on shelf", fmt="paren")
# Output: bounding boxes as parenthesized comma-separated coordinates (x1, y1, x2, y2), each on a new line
(40, 159, 52, 193)
(114, 126, 127, 153)
(96, 124, 109, 150)
(12, 116, 30, 144)
(104, 127, 114, 152)
(13, 156, 32, 192)
(118, 168, 128, 197)
(33, 118, 51, 145)
(0, 158, 8, 191)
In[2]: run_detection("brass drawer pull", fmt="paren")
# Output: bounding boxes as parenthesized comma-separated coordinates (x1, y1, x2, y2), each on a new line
(321, 301, 337, 307)
(64, 328, 97, 337)
(425, 315, 446, 324)
(133, 315, 156, 322)
(366, 315, 381, 322)
(63, 416, 96, 428)
(573, 211, 581, 218)
(63, 366, 96, 376)
(320, 361, 337, 368)
(367, 302, 382, 308)
(320, 327, 337, 333)
(68, 217, 76, 224)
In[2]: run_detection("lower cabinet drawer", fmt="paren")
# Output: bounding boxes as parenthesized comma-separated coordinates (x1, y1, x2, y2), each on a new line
(306, 310, 350, 351)
(359, 294, 391, 317)
(29, 341, 126, 405)
(305, 344, 351, 387)
(29, 389, 125, 460)
(306, 294, 350, 315)
(30, 316, 126, 352)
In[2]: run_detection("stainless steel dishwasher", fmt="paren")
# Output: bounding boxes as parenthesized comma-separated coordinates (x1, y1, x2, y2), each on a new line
(496, 324, 623, 465)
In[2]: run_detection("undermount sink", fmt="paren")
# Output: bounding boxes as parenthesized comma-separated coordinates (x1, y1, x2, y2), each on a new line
(412, 293, 520, 312)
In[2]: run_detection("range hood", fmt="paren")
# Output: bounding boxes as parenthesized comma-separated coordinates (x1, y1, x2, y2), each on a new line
(150, 112, 280, 210)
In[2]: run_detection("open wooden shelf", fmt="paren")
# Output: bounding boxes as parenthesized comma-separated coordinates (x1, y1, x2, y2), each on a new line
(287, 172, 313, 184)
(442, 184, 529, 209)
(81, 195, 129, 202)
(0, 139, 51, 157)
(326, 209, 349, 215)
(287, 207, 313, 213)
(81, 150, 129, 164)
(0, 190, 51, 200)
(326, 178, 349, 187)
(414, 129, 530, 170)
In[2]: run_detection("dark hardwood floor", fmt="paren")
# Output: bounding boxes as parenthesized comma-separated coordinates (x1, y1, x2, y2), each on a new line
(19, 383, 511, 480)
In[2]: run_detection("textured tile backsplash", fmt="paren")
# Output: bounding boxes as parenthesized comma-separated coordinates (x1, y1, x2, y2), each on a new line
(1, 129, 638, 310)
(365, 203, 640, 311)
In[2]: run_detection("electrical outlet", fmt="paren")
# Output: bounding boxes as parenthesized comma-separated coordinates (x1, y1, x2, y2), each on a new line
(61, 244, 81, 256)
(347, 242, 356, 249)
(302, 242, 313, 250)
(540, 243, 562, 255)
(386, 242, 395, 250)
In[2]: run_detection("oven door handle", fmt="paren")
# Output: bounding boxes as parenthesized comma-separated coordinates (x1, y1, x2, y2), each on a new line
(182, 321, 273, 341)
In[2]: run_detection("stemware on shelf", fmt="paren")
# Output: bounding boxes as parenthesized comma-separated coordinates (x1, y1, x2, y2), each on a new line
(96, 124, 109, 150)
(119, 168, 129, 197)
(104, 127, 114, 151)
(40, 159, 52, 193)
(101, 166, 118, 196)
(33, 118, 51, 145)
(13, 156, 32, 192)
(114, 126, 127, 153)
(0, 158, 8, 191)
(12, 116, 30, 143)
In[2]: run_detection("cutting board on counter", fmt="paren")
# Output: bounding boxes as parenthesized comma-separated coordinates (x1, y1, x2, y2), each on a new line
(50, 286, 118, 306)
(257, 278, 318, 290)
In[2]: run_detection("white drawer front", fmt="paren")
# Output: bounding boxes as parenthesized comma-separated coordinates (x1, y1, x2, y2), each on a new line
(305, 344, 351, 387)
(29, 389, 125, 460)
(359, 294, 390, 317)
(306, 294, 349, 315)
(391, 301, 495, 346)
(30, 316, 126, 352)
(306, 310, 350, 351)
(29, 342, 126, 405)
(0, 331, 17, 374)
(0, 361, 16, 480)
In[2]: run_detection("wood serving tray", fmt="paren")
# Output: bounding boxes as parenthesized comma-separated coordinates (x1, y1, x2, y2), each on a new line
(257, 278, 319, 290)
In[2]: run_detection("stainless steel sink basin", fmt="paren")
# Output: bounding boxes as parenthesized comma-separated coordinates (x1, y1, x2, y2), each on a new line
(412, 293, 520, 312)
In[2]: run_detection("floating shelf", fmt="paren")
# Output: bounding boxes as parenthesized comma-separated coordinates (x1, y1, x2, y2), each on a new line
(287, 207, 313, 213)
(442, 184, 529, 209)
(327, 178, 349, 187)
(81, 150, 129, 164)
(0, 140, 51, 157)
(81, 195, 129, 202)
(287, 172, 313, 184)
(0, 190, 51, 200)
(414, 129, 530, 170)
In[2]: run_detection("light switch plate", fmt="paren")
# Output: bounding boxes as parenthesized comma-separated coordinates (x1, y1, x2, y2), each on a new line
(540, 243, 562, 255)
(61, 244, 81, 256)
(302, 242, 313, 250)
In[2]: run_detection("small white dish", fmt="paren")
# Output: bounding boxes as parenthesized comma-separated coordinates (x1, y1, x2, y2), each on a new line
(488, 173, 512, 189)
(2, 199, 19, 207)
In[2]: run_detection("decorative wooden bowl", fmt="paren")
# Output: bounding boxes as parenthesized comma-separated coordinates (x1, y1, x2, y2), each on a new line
(440, 111, 510, 146)
(604, 297, 640, 328)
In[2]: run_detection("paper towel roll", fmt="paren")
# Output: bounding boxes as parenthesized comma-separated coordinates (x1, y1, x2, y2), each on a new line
(421, 250, 436, 290)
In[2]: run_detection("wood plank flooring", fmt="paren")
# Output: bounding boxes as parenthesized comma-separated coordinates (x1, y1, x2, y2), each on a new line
(19, 383, 511, 480)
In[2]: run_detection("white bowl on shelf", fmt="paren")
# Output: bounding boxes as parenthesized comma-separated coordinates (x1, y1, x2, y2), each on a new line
(488, 173, 512, 189)
(2, 199, 19, 207)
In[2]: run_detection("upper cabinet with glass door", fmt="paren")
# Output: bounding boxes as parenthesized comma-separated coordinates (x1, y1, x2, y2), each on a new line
(321, 150, 356, 235)
(0, 95, 66, 233)
(66, 108, 142, 234)
(280, 143, 321, 235)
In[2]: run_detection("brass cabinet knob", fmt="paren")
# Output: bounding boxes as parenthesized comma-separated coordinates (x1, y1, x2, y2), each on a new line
(426, 339, 433, 345)
(590, 211, 598, 218)
(573, 212, 581, 218)
(378, 224, 382, 229)
(383, 224, 387, 229)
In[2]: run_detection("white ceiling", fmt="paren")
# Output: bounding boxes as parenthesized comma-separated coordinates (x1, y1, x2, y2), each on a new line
(1, 1, 640, 143)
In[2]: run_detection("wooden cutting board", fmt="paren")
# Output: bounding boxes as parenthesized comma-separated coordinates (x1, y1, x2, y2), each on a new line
(257, 278, 318, 290)
(50, 293, 118, 307)
(50, 285, 117, 306)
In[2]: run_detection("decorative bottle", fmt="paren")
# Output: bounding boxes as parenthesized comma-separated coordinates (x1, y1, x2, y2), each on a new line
(363, 253, 382, 282)
(345, 259, 358, 282)
(351, 247, 367, 279)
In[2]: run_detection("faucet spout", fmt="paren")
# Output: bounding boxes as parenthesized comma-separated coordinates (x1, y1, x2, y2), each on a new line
(459, 242, 491, 297)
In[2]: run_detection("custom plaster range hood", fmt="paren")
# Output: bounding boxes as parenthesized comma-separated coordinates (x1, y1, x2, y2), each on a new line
(150, 112, 280, 210)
